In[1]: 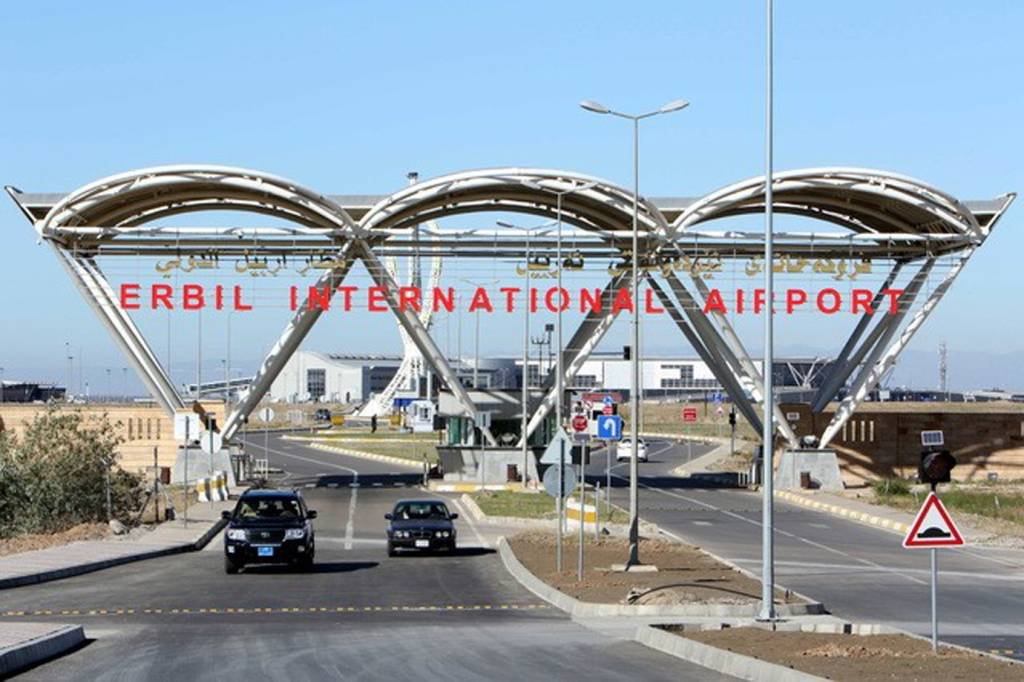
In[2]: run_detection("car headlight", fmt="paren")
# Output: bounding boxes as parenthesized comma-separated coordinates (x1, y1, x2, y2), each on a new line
(284, 528, 306, 540)
(226, 529, 246, 541)
(393, 530, 406, 539)
(435, 530, 449, 538)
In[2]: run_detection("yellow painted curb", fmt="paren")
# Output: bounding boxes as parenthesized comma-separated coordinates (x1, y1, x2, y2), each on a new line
(775, 490, 910, 535)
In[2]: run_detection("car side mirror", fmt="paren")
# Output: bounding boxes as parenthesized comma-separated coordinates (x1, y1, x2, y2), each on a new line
(221, 510, 232, 520)
(449, 513, 459, 520)
(384, 513, 393, 520)
(307, 510, 318, 519)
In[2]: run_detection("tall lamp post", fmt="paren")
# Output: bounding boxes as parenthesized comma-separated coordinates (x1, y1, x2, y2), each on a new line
(580, 97, 688, 567)
(759, 0, 778, 622)
(497, 220, 555, 489)
(522, 179, 597, 573)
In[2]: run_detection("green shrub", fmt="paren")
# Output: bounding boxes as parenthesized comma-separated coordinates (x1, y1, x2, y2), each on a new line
(0, 407, 142, 538)
(873, 477, 911, 497)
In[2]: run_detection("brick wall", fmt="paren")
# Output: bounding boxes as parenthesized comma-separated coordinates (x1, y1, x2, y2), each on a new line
(0, 402, 226, 472)
(782, 403, 1024, 484)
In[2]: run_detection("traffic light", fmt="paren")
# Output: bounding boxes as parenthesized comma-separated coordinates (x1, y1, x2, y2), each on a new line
(919, 448, 956, 488)
(728, 410, 736, 426)
(623, 345, 631, 360)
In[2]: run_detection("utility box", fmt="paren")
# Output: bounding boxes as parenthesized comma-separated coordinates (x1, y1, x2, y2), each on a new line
(775, 449, 844, 491)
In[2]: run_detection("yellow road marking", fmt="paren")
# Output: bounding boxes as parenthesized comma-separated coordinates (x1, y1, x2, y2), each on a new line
(0, 603, 550, 619)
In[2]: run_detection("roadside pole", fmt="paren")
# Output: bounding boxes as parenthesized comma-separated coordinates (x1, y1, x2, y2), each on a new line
(577, 441, 586, 581)
(183, 417, 190, 527)
(153, 446, 160, 523)
(208, 429, 215, 507)
(605, 440, 611, 521)
(931, 549, 938, 652)
(556, 438, 564, 572)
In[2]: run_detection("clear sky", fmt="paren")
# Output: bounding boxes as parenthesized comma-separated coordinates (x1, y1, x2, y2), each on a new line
(1, 1, 1021, 394)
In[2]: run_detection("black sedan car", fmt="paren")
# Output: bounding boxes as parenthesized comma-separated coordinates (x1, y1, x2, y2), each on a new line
(385, 499, 458, 556)
(222, 488, 317, 573)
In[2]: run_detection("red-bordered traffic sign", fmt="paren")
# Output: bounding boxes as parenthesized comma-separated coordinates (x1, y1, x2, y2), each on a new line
(571, 414, 589, 432)
(902, 492, 965, 548)
(682, 407, 698, 423)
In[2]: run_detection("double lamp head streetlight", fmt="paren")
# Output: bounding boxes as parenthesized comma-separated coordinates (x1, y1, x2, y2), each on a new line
(579, 97, 689, 569)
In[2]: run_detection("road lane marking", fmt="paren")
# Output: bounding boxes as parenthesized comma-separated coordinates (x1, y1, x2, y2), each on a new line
(449, 497, 488, 549)
(0, 603, 550, 619)
(605, 471, 928, 586)
(256, 442, 360, 478)
(344, 472, 359, 550)
(692, 521, 712, 526)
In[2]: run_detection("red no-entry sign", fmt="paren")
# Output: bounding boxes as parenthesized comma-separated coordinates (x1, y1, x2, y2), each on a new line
(571, 415, 589, 432)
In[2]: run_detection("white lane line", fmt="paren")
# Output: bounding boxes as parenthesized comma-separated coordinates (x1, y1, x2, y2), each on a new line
(257, 442, 360, 477)
(808, 523, 830, 529)
(449, 497, 488, 549)
(606, 470, 927, 586)
(692, 521, 713, 526)
(344, 472, 359, 550)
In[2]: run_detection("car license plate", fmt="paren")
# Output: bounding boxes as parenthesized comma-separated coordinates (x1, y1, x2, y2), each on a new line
(257, 546, 274, 557)
(415, 539, 430, 548)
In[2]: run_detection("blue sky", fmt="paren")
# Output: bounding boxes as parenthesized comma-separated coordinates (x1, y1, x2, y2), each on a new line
(1, 1, 1021, 393)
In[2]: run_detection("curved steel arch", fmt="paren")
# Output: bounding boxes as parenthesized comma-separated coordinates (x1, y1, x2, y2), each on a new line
(674, 167, 982, 239)
(358, 167, 672, 238)
(39, 164, 361, 237)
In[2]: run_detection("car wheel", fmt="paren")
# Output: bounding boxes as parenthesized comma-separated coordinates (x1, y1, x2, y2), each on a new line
(224, 557, 240, 574)
(446, 542, 457, 555)
(298, 554, 314, 572)
(387, 542, 397, 558)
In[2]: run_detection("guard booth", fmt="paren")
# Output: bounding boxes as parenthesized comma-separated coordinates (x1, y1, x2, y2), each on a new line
(404, 399, 437, 434)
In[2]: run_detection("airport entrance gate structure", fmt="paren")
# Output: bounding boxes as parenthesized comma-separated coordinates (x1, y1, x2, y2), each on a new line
(7, 166, 1015, 452)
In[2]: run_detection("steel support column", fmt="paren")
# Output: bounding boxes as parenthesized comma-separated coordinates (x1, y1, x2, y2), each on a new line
(647, 277, 765, 434)
(520, 272, 630, 445)
(811, 262, 906, 412)
(663, 272, 797, 446)
(222, 245, 358, 440)
(53, 247, 185, 416)
(356, 241, 496, 446)
(819, 256, 947, 447)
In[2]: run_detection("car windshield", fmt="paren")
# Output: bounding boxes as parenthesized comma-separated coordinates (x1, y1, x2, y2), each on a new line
(235, 496, 302, 519)
(393, 502, 450, 520)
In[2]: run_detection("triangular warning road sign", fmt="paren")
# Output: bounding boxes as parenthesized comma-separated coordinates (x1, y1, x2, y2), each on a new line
(539, 428, 573, 464)
(903, 492, 965, 548)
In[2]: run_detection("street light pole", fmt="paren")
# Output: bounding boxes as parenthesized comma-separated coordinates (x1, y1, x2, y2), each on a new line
(759, 0, 778, 622)
(580, 97, 688, 568)
(498, 220, 556, 489)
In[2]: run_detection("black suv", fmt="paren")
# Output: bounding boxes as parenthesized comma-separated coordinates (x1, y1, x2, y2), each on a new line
(385, 499, 458, 556)
(222, 488, 317, 573)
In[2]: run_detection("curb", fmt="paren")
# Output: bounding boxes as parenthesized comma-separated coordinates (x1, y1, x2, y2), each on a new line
(635, 625, 825, 682)
(0, 518, 228, 591)
(305, 441, 425, 469)
(430, 482, 522, 493)
(496, 537, 823, 619)
(458, 494, 661, 536)
(0, 624, 86, 678)
(775, 490, 910, 535)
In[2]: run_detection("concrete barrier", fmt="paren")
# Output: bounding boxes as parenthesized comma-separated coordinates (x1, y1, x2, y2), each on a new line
(196, 472, 228, 502)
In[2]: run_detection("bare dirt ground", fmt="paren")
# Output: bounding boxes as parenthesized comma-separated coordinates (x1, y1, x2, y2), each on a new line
(508, 530, 801, 606)
(677, 627, 1024, 681)
(0, 523, 110, 557)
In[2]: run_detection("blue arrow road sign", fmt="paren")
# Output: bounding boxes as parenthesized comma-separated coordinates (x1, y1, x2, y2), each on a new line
(602, 395, 614, 407)
(596, 415, 623, 440)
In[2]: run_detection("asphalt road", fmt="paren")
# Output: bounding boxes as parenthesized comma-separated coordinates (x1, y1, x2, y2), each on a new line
(600, 436, 1024, 660)
(2, 433, 728, 681)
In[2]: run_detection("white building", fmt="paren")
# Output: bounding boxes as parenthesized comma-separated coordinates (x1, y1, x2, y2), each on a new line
(268, 351, 403, 403)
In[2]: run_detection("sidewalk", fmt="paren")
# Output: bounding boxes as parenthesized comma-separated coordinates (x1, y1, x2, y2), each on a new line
(0, 500, 233, 590)
(0, 623, 85, 677)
